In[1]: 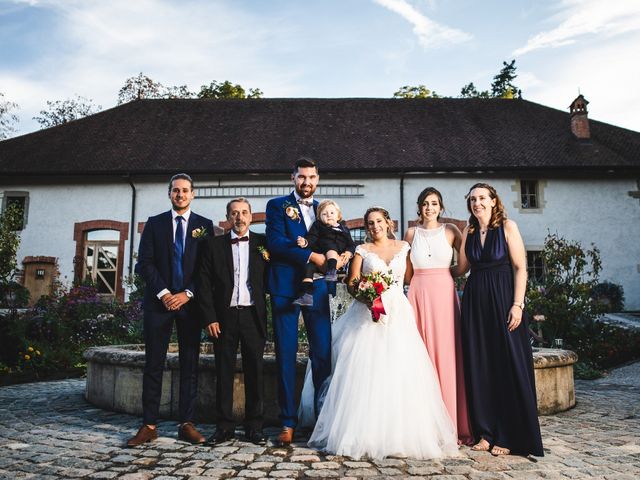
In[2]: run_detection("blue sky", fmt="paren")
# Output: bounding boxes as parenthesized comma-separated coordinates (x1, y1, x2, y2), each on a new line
(1, 0, 639, 136)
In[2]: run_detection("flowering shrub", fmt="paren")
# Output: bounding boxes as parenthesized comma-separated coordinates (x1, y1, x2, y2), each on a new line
(591, 281, 625, 313)
(18, 345, 44, 376)
(525, 233, 639, 377)
(570, 319, 640, 370)
(526, 233, 604, 343)
(1, 281, 143, 383)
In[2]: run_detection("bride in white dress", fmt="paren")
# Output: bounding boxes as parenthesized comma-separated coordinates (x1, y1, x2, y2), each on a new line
(302, 207, 459, 460)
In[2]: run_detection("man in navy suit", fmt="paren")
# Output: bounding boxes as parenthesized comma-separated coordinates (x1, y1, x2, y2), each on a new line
(266, 157, 333, 446)
(127, 173, 214, 447)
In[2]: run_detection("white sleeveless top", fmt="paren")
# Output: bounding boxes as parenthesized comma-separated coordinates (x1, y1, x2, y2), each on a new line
(409, 225, 453, 269)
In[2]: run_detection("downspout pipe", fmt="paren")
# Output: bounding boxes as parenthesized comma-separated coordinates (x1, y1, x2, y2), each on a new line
(127, 176, 136, 276)
(399, 172, 405, 239)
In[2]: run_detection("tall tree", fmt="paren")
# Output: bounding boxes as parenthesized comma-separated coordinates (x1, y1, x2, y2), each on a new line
(117, 73, 195, 103)
(458, 60, 522, 99)
(117, 73, 170, 104)
(490, 59, 521, 99)
(33, 95, 101, 128)
(0, 203, 22, 287)
(459, 82, 490, 98)
(0, 92, 19, 139)
(165, 84, 194, 99)
(393, 85, 441, 99)
(197, 80, 263, 99)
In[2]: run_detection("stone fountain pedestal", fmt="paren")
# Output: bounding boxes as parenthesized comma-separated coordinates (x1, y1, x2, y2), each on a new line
(532, 347, 578, 414)
(84, 343, 577, 424)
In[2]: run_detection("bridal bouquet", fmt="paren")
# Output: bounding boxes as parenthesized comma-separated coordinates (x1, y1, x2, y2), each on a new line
(351, 271, 396, 322)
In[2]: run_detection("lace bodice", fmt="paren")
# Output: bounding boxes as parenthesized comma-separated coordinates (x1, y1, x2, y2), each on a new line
(355, 242, 409, 285)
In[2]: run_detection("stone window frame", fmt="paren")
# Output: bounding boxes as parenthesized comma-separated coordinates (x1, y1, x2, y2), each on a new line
(1, 190, 30, 230)
(512, 180, 547, 213)
(73, 220, 129, 301)
(526, 247, 545, 283)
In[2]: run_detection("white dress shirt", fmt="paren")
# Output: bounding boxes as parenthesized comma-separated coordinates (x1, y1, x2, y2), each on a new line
(157, 209, 193, 299)
(293, 191, 315, 231)
(171, 209, 191, 244)
(230, 230, 253, 307)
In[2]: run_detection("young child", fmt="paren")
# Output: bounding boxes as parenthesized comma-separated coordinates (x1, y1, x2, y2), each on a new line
(293, 199, 356, 306)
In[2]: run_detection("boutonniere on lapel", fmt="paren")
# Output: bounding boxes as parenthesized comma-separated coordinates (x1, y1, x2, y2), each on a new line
(191, 227, 208, 238)
(283, 201, 301, 223)
(257, 246, 270, 262)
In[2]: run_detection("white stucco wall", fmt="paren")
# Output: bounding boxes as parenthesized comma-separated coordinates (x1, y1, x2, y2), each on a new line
(401, 177, 640, 309)
(4, 175, 639, 309)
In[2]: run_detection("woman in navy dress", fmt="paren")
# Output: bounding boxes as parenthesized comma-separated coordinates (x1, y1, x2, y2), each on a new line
(455, 183, 543, 457)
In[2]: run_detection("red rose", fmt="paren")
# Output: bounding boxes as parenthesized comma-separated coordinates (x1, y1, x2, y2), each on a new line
(373, 282, 384, 295)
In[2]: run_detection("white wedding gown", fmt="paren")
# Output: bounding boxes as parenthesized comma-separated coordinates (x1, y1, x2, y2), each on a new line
(302, 243, 459, 460)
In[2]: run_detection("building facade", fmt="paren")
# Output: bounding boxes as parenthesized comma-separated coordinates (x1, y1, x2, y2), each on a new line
(1, 96, 639, 307)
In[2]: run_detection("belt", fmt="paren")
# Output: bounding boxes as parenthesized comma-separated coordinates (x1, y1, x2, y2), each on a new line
(229, 305, 253, 310)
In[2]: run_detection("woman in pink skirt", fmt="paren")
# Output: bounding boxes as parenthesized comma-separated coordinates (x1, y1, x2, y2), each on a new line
(405, 187, 473, 445)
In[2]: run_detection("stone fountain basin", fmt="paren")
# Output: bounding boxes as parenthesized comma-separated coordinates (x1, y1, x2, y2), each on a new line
(84, 344, 577, 424)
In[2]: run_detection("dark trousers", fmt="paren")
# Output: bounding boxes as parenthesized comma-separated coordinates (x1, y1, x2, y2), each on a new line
(213, 306, 266, 431)
(272, 278, 331, 428)
(142, 307, 201, 425)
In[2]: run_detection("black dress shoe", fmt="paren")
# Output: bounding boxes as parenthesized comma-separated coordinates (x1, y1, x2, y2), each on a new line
(206, 428, 234, 445)
(245, 429, 267, 446)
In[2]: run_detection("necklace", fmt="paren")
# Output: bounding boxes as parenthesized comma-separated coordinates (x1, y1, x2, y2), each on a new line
(419, 224, 440, 257)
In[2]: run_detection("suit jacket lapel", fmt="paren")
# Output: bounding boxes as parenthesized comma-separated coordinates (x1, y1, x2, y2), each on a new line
(288, 192, 311, 234)
(224, 233, 234, 283)
(184, 214, 197, 267)
(248, 233, 259, 278)
(165, 211, 174, 260)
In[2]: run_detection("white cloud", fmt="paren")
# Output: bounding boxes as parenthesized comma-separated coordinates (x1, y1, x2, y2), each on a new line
(373, 0, 471, 49)
(514, 0, 640, 56)
(1, 0, 305, 133)
(525, 30, 640, 131)
(516, 71, 542, 90)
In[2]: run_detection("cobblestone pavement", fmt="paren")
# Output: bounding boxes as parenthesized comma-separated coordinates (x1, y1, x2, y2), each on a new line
(1, 363, 638, 479)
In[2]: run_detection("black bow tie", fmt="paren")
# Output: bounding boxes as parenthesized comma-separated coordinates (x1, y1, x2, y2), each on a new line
(231, 236, 249, 244)
(297, 199, 313, 207)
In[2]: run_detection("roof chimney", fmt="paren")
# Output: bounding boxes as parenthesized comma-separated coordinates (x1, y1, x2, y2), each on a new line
(569, 94, 590, 139)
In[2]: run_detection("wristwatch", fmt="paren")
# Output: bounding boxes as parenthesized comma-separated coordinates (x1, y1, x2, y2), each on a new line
(185, 290, 194, 299)
(513, 301, 524, 310)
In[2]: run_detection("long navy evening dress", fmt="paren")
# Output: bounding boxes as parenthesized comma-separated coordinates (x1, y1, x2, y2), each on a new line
(461, 224, 543, 456)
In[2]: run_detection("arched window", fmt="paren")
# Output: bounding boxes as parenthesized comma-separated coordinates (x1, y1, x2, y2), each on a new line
(74, 220, 128, 300)
(84, 230, 119, 296)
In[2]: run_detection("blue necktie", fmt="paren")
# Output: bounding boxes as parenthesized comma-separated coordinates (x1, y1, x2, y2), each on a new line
(172, 216, 184, 291)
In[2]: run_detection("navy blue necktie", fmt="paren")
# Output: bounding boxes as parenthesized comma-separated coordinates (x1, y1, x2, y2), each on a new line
(172, 216, 184, 291)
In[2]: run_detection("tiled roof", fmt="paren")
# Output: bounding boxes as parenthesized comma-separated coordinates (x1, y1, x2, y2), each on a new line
(1, 98, 639, 176)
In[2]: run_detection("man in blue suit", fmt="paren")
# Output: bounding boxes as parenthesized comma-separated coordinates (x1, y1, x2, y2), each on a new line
(127, 173, 214, 447)
(266, 157, 331, 446)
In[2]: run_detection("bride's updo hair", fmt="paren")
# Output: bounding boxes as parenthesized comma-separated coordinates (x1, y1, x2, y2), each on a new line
(364, 206, 396, 242)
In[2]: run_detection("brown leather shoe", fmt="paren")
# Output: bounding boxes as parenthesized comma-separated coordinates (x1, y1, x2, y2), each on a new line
(126, 425, 158, 447)
(276, 426, 294, 446)
(178, 422, 205, 444)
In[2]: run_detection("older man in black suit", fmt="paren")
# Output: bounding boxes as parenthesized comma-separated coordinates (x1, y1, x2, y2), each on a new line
(197, 197, 269, 445)
(127, 173, 214, 447)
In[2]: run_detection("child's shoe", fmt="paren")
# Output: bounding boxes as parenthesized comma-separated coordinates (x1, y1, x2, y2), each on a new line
(292, 293, 314, 307)
(324, 269, 338, 282)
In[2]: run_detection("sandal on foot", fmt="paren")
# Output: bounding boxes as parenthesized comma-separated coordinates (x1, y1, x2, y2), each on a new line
(490, 445, 511, 456)
(471, 439, 491, 451)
